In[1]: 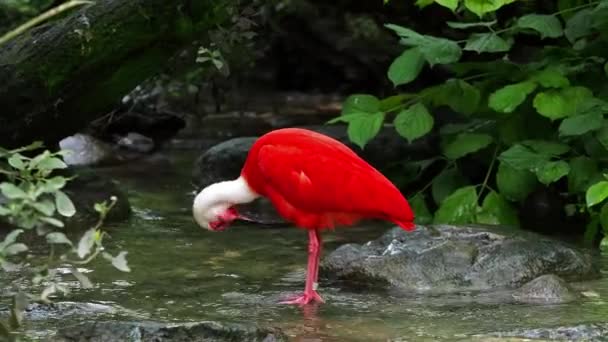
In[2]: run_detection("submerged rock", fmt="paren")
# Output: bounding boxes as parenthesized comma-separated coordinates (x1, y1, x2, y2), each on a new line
(52, 320, 288, 342)
(482, 323, 608, 341)
(116, 132, 155, 153)
(321, 225, 599, 294)
(62, 171, 131, 227)
(512, 274, 580, 304)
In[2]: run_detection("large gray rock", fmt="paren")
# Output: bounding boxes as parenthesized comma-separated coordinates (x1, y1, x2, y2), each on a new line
(321, 225, 600, 294)
(52, 320, 288, 342)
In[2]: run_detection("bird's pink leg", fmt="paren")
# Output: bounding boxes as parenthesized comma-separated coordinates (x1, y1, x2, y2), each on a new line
(280, 229, 324, 305)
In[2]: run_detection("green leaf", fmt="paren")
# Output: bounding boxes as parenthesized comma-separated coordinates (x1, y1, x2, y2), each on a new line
(77, 228, 97, 259)
(477, 191, 520, 226)
(44, 176, 67, 192)
(418, 37, 462, 66)
(517, 14, 564, 39)
(488, 81, 537, 113)
(39, 216, 64, 228)
(586, 180, 608, 207)
(46, 232, 73, 246)
(386, 24, 462, 65)
(464, 33, 513, 53)
(584, 217, 600, 247)
(498, 144, 550, 171)
(568, 156, 598, 193)
(464, 0, 515, 18)
(520, 140, 570, 156)
(36, 156, 67, 171)
(533, 86, 594, 120)
(7, 154, 25, 170)
(535, 160, 570, 185)
(604, 62, 608, 78)
(432, 168, 468, 204)
(388, 48, 426, 86)
(433, 186, 479, 224)
(108, 251, 131, 272)
(415, 0, 435, 7)
(432, 79, 481, 115)
(435, 0, 459, 11)
(346, 112, 385, 149)
(4, 243, 28, 256)
(446, 20, 497, 29)
(564, 8, 594, 43)
(0, 183, 28, 199)
(341, 94, 381, 116)
(394, 103, 434, 142)
(496, 161, 537, 202)
(0, 204, 9, 216)
(70, 267, 93, 288)
(0, 229, 23, 250)
(409, 194, 433, 225)
(531, 67, 570, 88)
(32, 200, 55, 216)
(443, 133, 493, 160)
(559, 112, 603, 136)
(55, 190, 76, 217)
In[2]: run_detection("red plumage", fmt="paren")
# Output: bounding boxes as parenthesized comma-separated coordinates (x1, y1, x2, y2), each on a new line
(241, 128, 415, 231)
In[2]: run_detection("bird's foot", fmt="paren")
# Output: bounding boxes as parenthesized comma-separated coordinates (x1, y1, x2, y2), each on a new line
(279, 290, 324, 305)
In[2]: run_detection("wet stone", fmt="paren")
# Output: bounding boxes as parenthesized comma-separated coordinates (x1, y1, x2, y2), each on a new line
(51, 320, 288, 342)
(512, 274, 580, 304)
(321, 225, 600, 294)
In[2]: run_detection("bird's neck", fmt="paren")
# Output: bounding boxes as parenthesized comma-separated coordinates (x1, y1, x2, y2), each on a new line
(194, 176, 259, 210)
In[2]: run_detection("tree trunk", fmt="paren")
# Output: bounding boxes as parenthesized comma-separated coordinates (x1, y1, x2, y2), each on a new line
(0, 0, 229, 148)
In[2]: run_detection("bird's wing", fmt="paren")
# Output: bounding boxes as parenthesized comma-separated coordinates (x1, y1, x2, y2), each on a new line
(256, 143, 409, 220)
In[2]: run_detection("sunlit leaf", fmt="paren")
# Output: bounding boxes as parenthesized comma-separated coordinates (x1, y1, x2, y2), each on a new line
(4, 243, 28, 256)
(0, 183, 28, 199)
(55, 190, 76, 217)
(435, 0, 459, 11)
(77, 228, 97, 259)
(533, 86, 593, 120)
(586, 181, 608, 207)
(464, 0, 516, 18)
(488, 81, 537, 113)
(46, 232, 73, 246)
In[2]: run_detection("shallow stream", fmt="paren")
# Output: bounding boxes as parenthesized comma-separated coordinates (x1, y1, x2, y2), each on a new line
(13, 153, 608, 341)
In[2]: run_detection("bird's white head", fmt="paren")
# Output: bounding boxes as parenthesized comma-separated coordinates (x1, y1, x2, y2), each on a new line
(192, 176, 259, 232)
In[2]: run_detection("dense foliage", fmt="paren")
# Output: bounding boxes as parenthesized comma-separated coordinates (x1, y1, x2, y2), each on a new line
(0, 143, 129, 340)
(331, 0, 608, 245)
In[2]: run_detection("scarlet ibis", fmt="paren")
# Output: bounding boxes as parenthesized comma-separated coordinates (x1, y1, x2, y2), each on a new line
(193, 128, 415, 305)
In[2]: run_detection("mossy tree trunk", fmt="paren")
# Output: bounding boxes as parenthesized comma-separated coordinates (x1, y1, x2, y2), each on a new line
(0, 0, 229, 148)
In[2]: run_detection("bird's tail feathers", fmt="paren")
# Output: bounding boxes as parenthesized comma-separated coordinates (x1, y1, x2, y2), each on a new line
(394, 219, 416, 231)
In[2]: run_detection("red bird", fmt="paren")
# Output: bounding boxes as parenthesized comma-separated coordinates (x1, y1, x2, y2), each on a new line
(193, 128, 415, 305)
